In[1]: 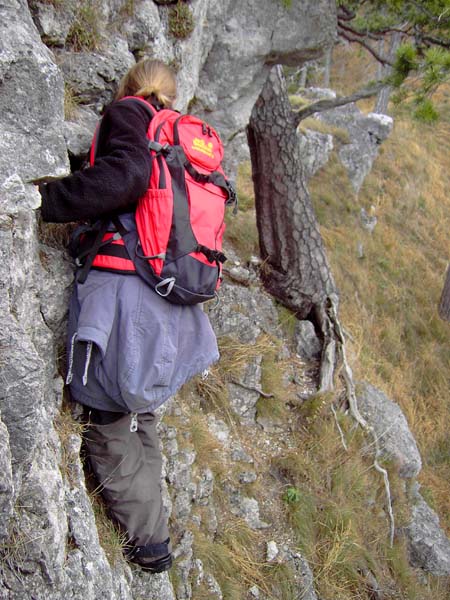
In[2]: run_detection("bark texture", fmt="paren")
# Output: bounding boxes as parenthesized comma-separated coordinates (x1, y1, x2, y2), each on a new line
(247, 65, 337, 320)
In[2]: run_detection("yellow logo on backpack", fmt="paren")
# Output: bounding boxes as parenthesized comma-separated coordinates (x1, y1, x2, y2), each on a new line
(192, 137, 214, 159)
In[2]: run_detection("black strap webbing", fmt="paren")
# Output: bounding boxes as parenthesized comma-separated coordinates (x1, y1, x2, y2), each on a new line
(183, 160, 238, 211)
(76, 220, 110, 284)
(197, 245, 227, 264)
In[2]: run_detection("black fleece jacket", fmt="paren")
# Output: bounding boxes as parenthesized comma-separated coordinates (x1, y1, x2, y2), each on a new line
(39, 99, 153, 223)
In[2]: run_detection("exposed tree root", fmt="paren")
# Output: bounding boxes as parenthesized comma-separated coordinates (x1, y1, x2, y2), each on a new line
(321, 295, 395, 547)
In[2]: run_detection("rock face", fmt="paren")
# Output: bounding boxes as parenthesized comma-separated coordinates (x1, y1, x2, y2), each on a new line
(0, 1, 335, 598)
(319, 103, 393, 193)
(356, 382, 422, 479)
(404, 492, 450, 576)
(2, 1, 448, 598)
(298, 129, 334, 179)
(404, 489, 450, 576)
(298, 88, 393, 191)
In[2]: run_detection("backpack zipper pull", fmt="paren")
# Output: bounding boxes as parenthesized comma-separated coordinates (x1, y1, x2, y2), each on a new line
(130, 412, 138, 432)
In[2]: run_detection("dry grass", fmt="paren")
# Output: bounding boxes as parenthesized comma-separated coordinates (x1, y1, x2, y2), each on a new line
(298, 116, 351, 145)
(193, 518, 297, 600)
(220, 46, 450, 595)
(306, 54, 450, 536)
(64, 84, 80, 121)
(89, 492, 129, 567)
(270, 414, 448, 599)
(224, 162, 259, 262)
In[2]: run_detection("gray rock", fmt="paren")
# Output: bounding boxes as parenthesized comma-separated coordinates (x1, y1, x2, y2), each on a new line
(38, 244, 73, 332)
(318, 103, 393, 193)
(197, 467, 214, 505)
(0, 415, 14, 539)
(29, 0, 75, 47)
(302, 87, 337, 101)
(196, 0, 336, 142)
(266, 540, 279, 562)
(356, 382, 422, 478)
(173, 530, 195, 599)
(226, 265, 256, 286)
(210, 281, 279, 345)
(249, 585, 261, 598)
(228, 357, 262, 425)
(295, 320, 322, 360)
(122, 0, 161, 52)
(207, 414, 231, 447)
(231, 444, 254, 464)
(63, 106, 99, 158)
(0, 1, 69, 183)
(131, 570, 175, 600)
(203, 572, 223, 599)
(59, 39, 134, 110)
(404, 492, 450, 576)
(288, 550, 318, 600)
(229, 492, 270, 530)
(238, 470, 257, 484)
(298, 129, 333, 179)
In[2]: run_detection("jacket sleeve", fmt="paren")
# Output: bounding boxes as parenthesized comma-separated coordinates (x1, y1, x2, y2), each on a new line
(39, 100, 152, 223)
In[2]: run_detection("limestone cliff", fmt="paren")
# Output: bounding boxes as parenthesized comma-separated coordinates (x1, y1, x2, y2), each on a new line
(1, 1, 448, 599)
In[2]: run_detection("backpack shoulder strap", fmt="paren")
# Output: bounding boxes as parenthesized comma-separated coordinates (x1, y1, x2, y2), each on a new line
(89, 96, 157, 166)
(117, 95, 157, 121)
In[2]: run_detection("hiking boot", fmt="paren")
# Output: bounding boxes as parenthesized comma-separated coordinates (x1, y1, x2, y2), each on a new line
(126, 538, 172, 573)
(132, 552, 173, 573)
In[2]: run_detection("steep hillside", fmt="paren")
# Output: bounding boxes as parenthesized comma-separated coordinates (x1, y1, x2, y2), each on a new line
(315, 44, 450, 535)
(1, 2, 449, 599)
(218, 106, 450, 597)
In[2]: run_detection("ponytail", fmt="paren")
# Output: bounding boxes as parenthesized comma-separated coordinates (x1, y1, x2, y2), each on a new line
(116, 59, 177, 108)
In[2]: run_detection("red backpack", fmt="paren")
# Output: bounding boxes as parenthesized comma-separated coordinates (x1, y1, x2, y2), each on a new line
(77, 97, 237, 305)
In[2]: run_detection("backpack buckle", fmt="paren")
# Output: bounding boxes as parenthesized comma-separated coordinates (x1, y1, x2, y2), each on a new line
(148, 140, 170, 155)
(155, 277, 176, 297)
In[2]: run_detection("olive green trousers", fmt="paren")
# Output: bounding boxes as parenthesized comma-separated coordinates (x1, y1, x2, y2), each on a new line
(83, 410, 170, 550)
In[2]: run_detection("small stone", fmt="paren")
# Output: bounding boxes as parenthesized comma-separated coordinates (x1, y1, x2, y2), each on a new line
(404, 493, 450, 575)
(230, 494, 270, 530)
(295, 320, 322, 360)
(228, 265, 252, 285)
(238, 471, 257, 484)
(357, 382, 422, 478)
(207, 415, 230, 446)
(231, 443, 254, 463)
(266, 541, 279, 562)
(197, 468, 214, 504)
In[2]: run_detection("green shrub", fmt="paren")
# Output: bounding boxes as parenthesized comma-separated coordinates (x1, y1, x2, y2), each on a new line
(168, 1, 194, 39)
(66, 0, 101, 52)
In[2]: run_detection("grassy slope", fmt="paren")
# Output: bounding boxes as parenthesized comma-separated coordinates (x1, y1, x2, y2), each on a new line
(217, 45, 450, 599)
(313, 44, 450, 534)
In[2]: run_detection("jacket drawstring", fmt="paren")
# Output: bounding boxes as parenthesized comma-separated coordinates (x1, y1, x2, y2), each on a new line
(66, 332, 77, 385)
(82, 341, 93, 386)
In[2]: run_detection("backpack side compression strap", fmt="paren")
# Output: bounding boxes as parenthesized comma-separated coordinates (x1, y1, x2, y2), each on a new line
(77, 97, 157, 281)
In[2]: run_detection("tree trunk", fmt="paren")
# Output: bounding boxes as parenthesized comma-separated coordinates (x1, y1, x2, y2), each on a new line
(247, 65, 337, 319)
(299, 65, 308, 88)
(438, 264, 450, 322)
(247, 66, 339, 390)
(374, 32, 402, 114)
(246, 67, 397, 538)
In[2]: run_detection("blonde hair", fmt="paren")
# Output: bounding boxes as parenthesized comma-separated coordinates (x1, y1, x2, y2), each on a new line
(116, 59, 177, 108)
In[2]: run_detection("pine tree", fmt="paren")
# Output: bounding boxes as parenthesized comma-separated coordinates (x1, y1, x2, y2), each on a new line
(337, 0, 450, 121)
